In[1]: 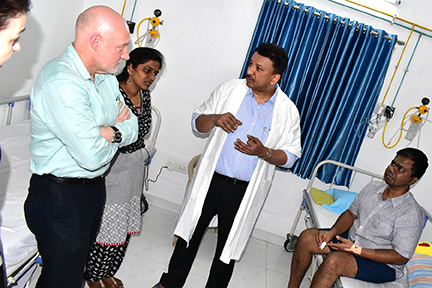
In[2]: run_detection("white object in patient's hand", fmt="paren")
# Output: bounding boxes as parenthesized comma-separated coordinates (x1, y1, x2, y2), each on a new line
(320, 241, 327, 250)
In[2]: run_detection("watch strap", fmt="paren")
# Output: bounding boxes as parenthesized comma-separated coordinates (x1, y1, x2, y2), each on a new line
(110, 126, 122, 143)
(259, 148, 272, 160)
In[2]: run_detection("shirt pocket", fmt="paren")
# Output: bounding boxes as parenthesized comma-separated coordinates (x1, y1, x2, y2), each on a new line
(371, 215, 393, 240)
(255, 116, 272, 141)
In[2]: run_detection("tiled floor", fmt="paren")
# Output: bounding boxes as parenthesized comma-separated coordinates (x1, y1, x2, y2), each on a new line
(114, 206, 312, 288)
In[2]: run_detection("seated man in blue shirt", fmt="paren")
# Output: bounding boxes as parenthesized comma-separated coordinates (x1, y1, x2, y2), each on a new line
(153, 42, 302, 288)
(24, 6, 138, 288)
(287, 148, 428, 288)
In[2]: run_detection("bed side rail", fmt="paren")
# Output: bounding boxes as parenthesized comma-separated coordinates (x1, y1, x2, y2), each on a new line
(306, 160, 383, 192)
(0, 95, 31, 126)
(422, 206, 432, 224)
(149, 105, 161, 146)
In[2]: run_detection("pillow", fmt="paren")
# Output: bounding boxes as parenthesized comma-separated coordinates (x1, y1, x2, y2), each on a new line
(407, 253, 432, 287)
(311, 187, 334, 205)
(415, 242, 432, 257)
(322, 189, 358, 214)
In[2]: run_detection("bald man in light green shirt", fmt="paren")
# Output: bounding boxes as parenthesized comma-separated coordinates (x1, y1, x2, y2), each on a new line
(29, 44, 137, 177)
(24, 6, 138, 288)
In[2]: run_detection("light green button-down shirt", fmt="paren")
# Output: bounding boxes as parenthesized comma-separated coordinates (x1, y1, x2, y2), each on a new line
(30, 44, 138, 178)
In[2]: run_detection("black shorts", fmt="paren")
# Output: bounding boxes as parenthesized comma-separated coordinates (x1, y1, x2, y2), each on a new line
(327, 230, 396, 283)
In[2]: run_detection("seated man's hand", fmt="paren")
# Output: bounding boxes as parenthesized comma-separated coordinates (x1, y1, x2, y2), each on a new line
(316, 230, 334, 251)
(327, 235, 354, 252)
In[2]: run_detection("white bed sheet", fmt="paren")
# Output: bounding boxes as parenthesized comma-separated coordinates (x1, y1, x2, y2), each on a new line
(305, 188, 409, 288)
(0, 120, 36, 269)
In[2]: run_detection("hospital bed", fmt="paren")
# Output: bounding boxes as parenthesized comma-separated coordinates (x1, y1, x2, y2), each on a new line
(285, 160, 432, 288)
(0, 95, 161, 287)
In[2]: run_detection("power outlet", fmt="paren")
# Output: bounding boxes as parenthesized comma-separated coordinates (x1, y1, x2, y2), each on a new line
(167, 160, 188, 174)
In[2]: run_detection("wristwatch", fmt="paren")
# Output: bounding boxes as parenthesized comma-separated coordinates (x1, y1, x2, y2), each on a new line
(259, 148, 272, 160)
(110, 126, 122, 143)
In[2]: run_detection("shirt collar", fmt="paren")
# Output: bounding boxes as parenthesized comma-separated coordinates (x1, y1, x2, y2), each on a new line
(378, 186, 412, 208)
(246, 84, 279, 104)
(68, 43, 109, 85)
(68, 44, 92, 80)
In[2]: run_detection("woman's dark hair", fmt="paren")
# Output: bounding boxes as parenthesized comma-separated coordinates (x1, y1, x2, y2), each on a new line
(255, 42, 288, 76)
(396, 147, 429, 179)
(117, 47, 164, 82)
(0, 0, 31, 31)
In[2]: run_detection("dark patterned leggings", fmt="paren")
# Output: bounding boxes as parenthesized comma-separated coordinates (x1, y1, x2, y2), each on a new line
(84, 234, 131, 282)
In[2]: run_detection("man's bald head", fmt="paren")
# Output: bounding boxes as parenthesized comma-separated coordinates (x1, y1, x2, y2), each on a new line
(73, 6, 130, 76)
(75, 6, 127, 41)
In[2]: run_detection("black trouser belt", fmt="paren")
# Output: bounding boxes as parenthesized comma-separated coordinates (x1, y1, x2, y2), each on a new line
(214, 172, 249, 185)
(41, 173, 104, 185)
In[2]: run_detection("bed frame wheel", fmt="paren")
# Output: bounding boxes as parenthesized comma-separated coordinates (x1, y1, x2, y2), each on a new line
(141, 194, 149, 215)
(284, 235, 299, 252)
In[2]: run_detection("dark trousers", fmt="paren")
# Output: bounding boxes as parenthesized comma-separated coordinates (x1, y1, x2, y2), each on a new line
(160, 172, 248, 288)
(24, 174, 106, 288)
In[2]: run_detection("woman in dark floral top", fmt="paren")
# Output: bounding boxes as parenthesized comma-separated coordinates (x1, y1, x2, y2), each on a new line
(85, 47, 164, 288)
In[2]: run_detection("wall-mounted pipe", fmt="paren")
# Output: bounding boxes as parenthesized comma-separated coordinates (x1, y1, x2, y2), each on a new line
(381, 25, 415, 104)
(327, 0, 432, 40)
(345, 0, 432, 35)
(328, 0, 432, 106)
(391, 33, 423, 107)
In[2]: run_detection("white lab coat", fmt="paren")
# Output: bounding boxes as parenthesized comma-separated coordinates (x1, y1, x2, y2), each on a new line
(174, 79, 301, 264)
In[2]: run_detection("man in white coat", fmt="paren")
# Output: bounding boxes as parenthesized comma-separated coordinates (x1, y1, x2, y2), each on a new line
(153, 42, 302, 288)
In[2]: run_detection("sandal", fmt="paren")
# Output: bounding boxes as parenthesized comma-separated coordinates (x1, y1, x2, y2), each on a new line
(102, 277, 124, 288)
(86, 280, 106, 288)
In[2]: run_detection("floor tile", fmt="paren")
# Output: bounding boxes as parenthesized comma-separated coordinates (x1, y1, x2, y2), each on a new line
(96, 205, 303, 288)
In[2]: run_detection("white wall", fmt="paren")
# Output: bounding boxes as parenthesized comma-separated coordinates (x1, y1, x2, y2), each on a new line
(0, 0, 84, 97)
(2, 0, 432, 244)
(0, 0, 84, 124)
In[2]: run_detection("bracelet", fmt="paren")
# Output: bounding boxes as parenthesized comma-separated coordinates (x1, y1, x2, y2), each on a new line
(351, 244, 362, 255)
(259, 148, 272, 160)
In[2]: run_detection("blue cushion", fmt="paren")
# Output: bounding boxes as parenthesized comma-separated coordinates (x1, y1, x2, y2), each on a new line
(322, 188, 358, 214)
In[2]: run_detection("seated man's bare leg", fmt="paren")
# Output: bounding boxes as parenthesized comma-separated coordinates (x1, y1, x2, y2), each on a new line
(287, 229, 331, 288)
(311, 251, 357, 288)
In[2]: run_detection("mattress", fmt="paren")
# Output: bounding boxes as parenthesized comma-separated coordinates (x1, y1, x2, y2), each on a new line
(0, 120, 36, 270)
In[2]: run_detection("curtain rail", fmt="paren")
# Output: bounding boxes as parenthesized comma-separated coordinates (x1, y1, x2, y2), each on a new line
(276, 1, 402, 44)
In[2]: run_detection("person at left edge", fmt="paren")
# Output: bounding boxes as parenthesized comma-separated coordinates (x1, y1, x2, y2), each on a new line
(0, 0, 29, 67)
(24, 6, 138, 288)
(0, 1, 30, 288)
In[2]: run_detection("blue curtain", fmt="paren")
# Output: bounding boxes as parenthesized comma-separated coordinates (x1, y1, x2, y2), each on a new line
(240, 0, 397, 185)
